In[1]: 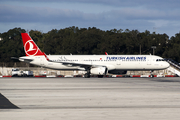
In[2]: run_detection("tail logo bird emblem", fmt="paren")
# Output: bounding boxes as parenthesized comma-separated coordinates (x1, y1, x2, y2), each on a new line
(24, 40, 38, 56)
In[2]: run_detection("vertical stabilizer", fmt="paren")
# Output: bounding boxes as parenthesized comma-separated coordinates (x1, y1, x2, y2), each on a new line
(21, 33, 44, 56)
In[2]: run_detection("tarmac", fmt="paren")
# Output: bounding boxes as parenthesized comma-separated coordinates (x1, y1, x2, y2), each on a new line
(1, 77, 180, 120)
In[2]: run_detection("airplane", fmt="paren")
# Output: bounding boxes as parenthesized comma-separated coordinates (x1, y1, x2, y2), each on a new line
(12, 33, 170, 78)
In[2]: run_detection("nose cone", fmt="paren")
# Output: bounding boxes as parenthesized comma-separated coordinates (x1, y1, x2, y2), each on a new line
(164, 62, 170, 69)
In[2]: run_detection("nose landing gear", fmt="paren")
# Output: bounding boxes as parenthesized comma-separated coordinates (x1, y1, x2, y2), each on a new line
(150, 70, 154, 78)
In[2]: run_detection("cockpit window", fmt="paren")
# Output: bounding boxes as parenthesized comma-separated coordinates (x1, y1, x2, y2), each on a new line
(156, 59, 165, 61)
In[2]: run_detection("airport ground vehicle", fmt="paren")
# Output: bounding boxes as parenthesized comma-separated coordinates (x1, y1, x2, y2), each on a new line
(12, 68, 33, 77)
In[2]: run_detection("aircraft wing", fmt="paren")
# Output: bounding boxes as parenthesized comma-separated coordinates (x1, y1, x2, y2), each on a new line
(44, 53, 105, 69)
(48, 59, 104, 68)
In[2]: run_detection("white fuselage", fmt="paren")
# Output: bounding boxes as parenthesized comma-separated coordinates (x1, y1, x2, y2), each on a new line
(20, 55, 170, 71)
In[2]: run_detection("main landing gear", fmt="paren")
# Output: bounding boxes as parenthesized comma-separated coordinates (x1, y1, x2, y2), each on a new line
(84, 73, 90, 78)
(84, 69, 90, 78)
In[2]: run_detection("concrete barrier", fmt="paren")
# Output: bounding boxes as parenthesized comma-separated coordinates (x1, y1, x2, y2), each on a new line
(34, 75, 46, 77)
(141, 75, 149, 77)
(2, 76, 12, 77)
(57, 75, 64, 77)
(165, 75, 177, 77)
(131, 75, 141, 77)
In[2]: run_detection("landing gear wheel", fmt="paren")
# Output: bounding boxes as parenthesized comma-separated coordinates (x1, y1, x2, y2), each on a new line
(150, 70, 154, 78)
(84, 73, 90, 78)
(150, 74, 154, 78)
(84, 69, 91, 78)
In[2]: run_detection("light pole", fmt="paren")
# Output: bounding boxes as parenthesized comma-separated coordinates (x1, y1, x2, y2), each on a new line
(151, 46, 156, 55)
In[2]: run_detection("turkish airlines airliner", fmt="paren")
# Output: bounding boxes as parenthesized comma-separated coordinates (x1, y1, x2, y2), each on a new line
(13, 33, 170, 78)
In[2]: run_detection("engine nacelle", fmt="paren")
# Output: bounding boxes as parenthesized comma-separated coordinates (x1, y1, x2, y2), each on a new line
(91, 67, 107, 75)
(108, 70, 127, 75)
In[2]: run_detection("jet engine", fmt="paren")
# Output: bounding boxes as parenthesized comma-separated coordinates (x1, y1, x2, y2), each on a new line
(90, 67, 107, 75)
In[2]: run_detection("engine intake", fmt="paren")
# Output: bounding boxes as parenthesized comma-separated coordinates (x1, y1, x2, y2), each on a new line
(90, 67, 107, 75)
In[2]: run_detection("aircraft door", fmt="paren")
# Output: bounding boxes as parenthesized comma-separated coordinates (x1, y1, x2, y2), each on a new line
(147, 56, 151, 65)
(117, 60, 121, 65)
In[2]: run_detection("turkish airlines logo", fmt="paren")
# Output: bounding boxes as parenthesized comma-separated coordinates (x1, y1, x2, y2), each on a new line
(24, 40, 38, 56)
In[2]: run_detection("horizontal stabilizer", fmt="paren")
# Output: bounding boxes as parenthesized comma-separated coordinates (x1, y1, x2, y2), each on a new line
(11, 57, 19, 60)
(11, 57, 33, 62)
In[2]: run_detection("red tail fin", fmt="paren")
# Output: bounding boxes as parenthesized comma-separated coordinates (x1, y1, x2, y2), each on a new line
(21, 33, 44, 56)
(43, 52, 49, 61)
